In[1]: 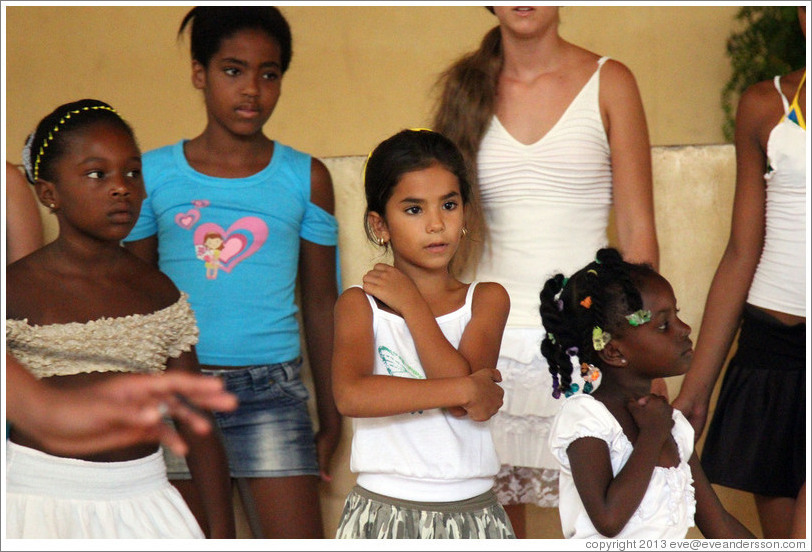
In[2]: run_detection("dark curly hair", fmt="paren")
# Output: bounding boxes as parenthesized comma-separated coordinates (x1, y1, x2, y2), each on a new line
(538, 247, 658, 398)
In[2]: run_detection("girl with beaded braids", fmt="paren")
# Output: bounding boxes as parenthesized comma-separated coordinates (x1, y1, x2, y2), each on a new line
(540, 248, 753, 539)
(5, 99, 235, 538)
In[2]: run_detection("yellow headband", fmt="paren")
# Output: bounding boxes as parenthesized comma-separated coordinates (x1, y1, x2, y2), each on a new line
(33, 105, 118, 181)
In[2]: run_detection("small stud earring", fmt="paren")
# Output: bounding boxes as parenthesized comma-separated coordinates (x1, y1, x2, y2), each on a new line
(49, 203, 56, 209)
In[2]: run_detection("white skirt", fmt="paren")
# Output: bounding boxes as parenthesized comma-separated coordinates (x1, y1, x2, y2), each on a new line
(5, 441, 204, 539)
(489, 327, 595, 470)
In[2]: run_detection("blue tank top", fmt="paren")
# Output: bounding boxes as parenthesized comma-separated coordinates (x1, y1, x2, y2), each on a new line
(125, 140, 338, 365)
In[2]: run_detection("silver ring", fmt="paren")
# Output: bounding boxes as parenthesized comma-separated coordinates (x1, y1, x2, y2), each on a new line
(157, 402, 170, 418)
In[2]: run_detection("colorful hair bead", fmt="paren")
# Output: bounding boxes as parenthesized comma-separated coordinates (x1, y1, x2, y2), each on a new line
(580, 296, 592, 309)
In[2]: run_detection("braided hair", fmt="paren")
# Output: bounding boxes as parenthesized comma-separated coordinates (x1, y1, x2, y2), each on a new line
(539, 248, 657, 398)
(22, 99, 135, 185)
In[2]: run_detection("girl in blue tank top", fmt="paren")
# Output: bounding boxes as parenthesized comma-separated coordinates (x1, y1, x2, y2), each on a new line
(123, 6, 340, 538)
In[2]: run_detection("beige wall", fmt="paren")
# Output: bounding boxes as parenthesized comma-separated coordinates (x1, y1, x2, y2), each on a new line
(4, 5, 739, 164)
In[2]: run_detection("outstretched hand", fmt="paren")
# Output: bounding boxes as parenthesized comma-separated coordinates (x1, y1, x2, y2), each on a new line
(8, 359, 238, 457)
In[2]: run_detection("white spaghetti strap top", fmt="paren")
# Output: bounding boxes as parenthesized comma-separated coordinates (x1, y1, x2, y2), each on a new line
(477, 56, 613, 327)
(746, 75, 807, 317)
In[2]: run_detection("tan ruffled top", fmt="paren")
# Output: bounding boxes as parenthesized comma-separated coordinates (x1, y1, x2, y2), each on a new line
(6, 293, 199, 379)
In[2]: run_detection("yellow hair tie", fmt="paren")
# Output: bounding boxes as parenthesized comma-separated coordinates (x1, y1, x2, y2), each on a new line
(33, 104, 119, 181)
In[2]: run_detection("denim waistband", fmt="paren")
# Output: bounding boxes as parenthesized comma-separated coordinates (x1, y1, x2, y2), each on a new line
(201, 357, 302, 382)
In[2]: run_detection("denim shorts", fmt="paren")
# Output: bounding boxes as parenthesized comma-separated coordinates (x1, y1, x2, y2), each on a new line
(164, 359, 319, 479)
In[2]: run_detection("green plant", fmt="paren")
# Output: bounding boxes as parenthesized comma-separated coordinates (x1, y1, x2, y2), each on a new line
(721, 6, 806, 141)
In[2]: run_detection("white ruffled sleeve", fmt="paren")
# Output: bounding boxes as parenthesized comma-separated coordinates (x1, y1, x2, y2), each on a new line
(549, 394, 620, 470)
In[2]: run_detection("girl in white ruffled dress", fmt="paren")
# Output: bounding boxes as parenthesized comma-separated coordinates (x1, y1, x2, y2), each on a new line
(539, 248, 753, 539)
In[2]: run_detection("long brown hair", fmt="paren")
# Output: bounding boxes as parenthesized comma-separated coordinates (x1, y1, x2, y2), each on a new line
(432, 26, 503, 275)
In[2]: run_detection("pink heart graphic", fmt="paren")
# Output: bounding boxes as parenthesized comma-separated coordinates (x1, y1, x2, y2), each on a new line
(175, 209, 200, 229)
(193, 217, 268, 273)
(219, 235, 247, 263)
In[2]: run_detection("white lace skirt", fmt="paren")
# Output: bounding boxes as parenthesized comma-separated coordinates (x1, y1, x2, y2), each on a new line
(5, 441, 204, 539)
(489, 327, 589, 507)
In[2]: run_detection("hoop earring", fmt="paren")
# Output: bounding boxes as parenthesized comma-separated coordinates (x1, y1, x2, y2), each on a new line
(375, 235, 387, 247)
(461, 227, 468, 238)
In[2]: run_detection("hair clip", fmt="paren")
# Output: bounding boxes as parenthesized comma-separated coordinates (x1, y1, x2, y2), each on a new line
(580, 296, 592, 309)
(592, 326, 611, 351)
(625, 309, 652, 327)
(587, 269, 598, 276)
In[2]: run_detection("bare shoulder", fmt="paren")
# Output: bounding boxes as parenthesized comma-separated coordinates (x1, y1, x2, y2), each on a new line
(736, 77, 786, 134)
(310, 156, 335, 213)
(120, 251, 182, 309)
(334, 286, 374, 328)
(738, 76, 784, 113)
(472, 281, 510, 312)
(336, 286, 371, 311)
(5, 251, 52, 319)
(599, 58, 640, 93)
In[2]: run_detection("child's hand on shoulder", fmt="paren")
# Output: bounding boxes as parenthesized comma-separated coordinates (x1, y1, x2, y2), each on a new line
(362, 263, 422, 315)
(627, 394, 674, 439)
(461, 368, 504, 422)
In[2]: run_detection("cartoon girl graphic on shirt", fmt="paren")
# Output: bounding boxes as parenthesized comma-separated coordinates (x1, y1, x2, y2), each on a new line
(196, 232, 225, 279)
(189, 216, 269, 281)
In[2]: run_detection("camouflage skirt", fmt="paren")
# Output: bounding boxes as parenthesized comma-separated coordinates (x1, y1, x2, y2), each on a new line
(335, 484, 515, 539)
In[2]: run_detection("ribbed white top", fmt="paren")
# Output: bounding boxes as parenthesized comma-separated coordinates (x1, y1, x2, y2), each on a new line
(746, 75, 807, 318)
(476, 57, 613, 327)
